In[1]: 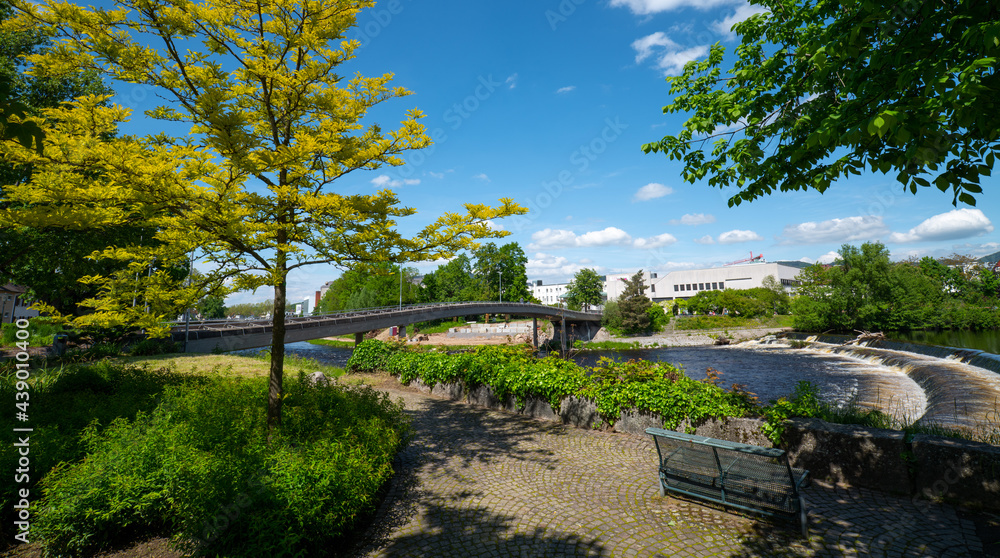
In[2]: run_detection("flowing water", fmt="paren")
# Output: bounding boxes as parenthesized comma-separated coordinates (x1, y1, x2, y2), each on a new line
(269, 335, 1000, 436)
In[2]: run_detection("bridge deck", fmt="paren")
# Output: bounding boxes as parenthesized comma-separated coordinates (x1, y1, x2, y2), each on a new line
(171, 302, 601, 353)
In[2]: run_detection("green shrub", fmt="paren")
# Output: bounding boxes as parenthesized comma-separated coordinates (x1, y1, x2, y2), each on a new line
(1, 318, 64, 347)
(646, 304, 669, 332)
(346, 339, 401, 372)
(0, 362, 199, 544)
(580, 358, 756, 429)
(30, 373, 409, 557)
(760, 381, 825, 444)
(128, 337, 180, 356)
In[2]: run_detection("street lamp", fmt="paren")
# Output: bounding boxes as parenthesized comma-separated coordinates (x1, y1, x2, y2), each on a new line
(499, 269, 503, 303)
(398, 261, 403, 310)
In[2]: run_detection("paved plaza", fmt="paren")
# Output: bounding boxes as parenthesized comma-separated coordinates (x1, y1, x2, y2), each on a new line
(354, 386, 998, 558)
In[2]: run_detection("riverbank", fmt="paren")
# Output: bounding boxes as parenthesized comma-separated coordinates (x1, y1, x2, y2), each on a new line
(317, 324, 792, 349)
(593, 326, 793, 347)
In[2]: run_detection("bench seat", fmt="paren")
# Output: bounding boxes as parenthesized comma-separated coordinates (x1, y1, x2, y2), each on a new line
(647, 428, 809, 536)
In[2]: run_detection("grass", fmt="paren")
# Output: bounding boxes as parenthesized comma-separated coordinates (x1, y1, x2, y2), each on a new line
(308, 337, 357, 349)
(119, 351, 345, 379)
(573, 340, 659, 350)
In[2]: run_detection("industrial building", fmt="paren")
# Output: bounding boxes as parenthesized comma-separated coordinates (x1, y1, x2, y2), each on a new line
(532, 255, 807, 306)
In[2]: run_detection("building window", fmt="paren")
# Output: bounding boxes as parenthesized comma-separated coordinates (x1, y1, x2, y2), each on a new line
(719, 282, 725, 289)
(712, 282, 717, 290)
(650, 285, 655, 293)
(698, 283, 704, 290)
(674, 285, 678, 292)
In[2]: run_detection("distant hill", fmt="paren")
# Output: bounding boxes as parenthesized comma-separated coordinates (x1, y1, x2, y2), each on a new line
(774, 260, 814, 269)
(978, 251, 1000, 264)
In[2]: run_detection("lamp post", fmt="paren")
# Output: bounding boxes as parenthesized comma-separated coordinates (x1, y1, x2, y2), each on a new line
(499, 269, 503, 303)
(399, 261, 403, 310)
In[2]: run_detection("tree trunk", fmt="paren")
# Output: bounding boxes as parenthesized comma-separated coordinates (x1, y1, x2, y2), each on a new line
(267, 258, 287, 431)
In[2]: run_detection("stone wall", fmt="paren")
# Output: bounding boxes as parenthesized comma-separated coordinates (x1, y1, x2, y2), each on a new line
(403, 377, 1000, 511)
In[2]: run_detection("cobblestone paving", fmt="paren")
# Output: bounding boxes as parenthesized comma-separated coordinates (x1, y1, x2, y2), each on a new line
(355, 388, 990, 557)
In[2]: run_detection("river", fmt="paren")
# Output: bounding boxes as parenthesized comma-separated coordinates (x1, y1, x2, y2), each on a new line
(267, 334, 1000, 434)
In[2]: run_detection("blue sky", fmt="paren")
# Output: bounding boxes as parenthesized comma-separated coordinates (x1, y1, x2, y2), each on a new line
(108, 0, 999, 306)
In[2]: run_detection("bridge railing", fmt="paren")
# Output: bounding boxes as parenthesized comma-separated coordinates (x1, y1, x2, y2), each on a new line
(172, 301, 601, 332)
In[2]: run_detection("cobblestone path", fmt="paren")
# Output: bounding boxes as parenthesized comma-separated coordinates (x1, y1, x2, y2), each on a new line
(354, 388, 992, 557)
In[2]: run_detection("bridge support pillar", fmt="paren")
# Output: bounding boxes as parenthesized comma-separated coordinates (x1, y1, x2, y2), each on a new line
(532, 317, 538, 349)
(560, 317, 567, 354)
(355, 331, 364, 347)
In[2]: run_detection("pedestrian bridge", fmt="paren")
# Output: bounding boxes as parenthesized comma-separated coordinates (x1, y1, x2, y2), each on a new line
(171, 301, 602, 353)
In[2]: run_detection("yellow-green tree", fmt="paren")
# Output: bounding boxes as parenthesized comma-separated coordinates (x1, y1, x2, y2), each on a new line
(2, 0, 525, 428)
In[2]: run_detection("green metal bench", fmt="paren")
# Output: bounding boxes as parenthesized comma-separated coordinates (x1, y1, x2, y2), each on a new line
(645, 428, 810, 537)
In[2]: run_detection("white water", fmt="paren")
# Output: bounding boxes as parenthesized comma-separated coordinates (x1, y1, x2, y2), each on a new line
(742, 336, 1000, 433)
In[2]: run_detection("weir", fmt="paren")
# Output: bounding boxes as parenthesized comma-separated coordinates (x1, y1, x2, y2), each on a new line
(774, 333, 1000, 434)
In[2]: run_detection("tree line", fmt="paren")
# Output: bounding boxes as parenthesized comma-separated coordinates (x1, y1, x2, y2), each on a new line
(792, 242, 1000, 333)
(313, 242, 533, 313)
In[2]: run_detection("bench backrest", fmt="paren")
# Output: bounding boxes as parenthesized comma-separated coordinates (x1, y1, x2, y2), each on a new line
(645, 427, 785, 459)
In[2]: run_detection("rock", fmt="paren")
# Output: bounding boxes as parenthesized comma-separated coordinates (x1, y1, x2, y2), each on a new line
(306, 372, 330, 387)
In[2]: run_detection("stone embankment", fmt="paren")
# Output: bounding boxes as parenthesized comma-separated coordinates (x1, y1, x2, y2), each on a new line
(405, 376, 1000, 513)
(594, 326, 792, 347)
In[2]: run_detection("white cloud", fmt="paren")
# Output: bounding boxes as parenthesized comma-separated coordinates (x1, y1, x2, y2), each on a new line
(611, 0, 738, 16)
(633, 182, 673, 202)
(630, 33, 710, 75)
(712, 5, 768, 35)
(483, 219, 504, 231)
(817, 251, 840, 264)
(428, 171, 445, 179)
(670, 213, 716, 226)
(655, 45, 710, 75)
(632, 32, 676, 63)
(527, 253, 589, 278)
(371, 175, 419, 188)
(780, 215, 888, 244)
(661, 261, 702, 270)
(556, 85, 576, 94)
(718, 229, 763, 244)
(578, 227, 633, 247)
(694, 235, 715, 245)
(529, 227, 633, 249)
(889, 209, 994, 243)
(633, 233, 678, 249)
(505, 74, 518, 89)
(530, 229, 579, 249)
(473, 173, 490, 182)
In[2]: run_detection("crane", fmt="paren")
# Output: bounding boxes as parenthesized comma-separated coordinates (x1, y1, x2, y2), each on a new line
(724, 251, 765, 266)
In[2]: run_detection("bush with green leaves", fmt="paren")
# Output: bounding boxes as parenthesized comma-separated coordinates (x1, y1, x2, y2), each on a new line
(3, 362, 408, 557)
(760, 381, 826, 444)
(128, 336, 180, 356)
(387, 344, 754, 426)
(580, 358, 757, 430)
(0, 362, 202, 543)
(346, 338, 403, 372)
(0, 317, 64, 347)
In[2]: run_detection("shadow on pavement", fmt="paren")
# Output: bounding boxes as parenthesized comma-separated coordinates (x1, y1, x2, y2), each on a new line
(360, 499, 606, 558)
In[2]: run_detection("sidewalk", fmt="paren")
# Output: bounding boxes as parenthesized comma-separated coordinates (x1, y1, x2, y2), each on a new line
(354, 385, 998, 558)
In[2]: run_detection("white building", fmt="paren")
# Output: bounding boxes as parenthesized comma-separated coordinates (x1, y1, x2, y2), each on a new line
(604, 271, 661, 302)
(534, 260, 805, 306)
(649, 261, 803, 303)
(529, 280, 570, 306)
